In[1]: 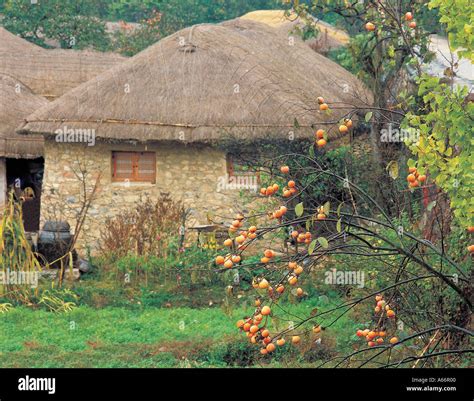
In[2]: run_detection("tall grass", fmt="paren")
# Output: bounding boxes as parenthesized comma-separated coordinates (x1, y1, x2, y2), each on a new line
(0, 196, 42, 304)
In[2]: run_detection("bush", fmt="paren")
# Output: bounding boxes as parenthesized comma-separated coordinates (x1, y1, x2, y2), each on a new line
(99, 193, 184, 257)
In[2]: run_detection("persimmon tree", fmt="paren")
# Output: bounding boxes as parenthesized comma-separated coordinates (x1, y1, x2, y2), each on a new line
(214, 154, 472, 366)
(212, 0, 473, 366)
(289, 0, 433, 167)
(289, 0, 473, 227)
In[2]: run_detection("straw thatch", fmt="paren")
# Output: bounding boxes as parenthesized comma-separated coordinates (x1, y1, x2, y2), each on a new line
(241, 10, 350, 49)
(0, 27, 125, 100)
(0, 27, 43, 53)
(19, 18, 371, 143)
(0, 74, 48, 158)
(0, 48, 126, 100)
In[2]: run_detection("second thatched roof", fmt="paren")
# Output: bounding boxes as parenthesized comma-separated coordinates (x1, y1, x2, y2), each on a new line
(19, 18, 371, 143)
(0, 26, 126, 100)
(241, 10, 350, 49)
(0, 48, 126, 100)
(0, 74, 48, 158)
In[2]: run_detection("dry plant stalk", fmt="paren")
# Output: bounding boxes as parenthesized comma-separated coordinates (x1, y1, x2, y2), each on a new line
(99, 193, 184, 257)
(0, 195, 42, 304)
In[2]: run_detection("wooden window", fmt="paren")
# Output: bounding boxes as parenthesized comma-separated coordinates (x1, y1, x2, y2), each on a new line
(112, 151, 156, 183)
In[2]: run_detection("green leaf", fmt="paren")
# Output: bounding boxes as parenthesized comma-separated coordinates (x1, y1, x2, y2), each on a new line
(293, 118, 300, 129)
(309, 145, 315, 158)
(337, 202, 344, 217)
(308, 239, 317, 255)
(427, 200, 437, 212)
(386, 161, 399, 180)
(295, 202, 304, 217)
(336, 218, 342, 233)
(323, 201, 330, 215)
(365, 111, 373, 122)
(317, 237, 329, 249)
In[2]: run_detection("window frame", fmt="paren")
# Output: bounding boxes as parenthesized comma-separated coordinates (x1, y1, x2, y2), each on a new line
(111, 151, 156, 184)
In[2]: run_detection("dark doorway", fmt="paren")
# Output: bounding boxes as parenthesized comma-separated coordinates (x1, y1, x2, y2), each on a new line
(6, 157, 44, 232)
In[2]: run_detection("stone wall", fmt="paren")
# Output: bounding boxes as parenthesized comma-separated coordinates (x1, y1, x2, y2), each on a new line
(41, 139, 259, 251)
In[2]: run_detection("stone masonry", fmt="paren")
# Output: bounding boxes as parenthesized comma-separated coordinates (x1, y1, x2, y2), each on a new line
(41, 139, 259, 251)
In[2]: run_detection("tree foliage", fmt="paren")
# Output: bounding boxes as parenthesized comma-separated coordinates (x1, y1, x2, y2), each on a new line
(404, 78, 474, 227)
(292, 0, 473, 229)
(107, 0, 283, 25)
(1, 0, 284, 54)
(2, 0, 110, 50)
(429, 0, 473, 62)
(216, 159, 472, 366)
(402, 0, 474, 228)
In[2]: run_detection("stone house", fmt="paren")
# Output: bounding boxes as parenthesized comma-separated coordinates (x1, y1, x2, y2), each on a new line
(0, 27, 125, 230)
(19, 18, 371, 250)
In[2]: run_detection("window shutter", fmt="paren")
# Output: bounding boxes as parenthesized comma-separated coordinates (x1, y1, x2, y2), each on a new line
(136, 152, 156, 183)
(112, 151, 156, 183)
(112, 152, 134, 182)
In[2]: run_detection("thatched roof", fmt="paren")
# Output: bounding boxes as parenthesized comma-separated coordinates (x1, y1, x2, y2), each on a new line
(0, 48, 126, 100)
(241, 10, 350, 49)
(0, 74, 48, 158)
(0, 27, 43, 53)
(19, 18, 371, 143)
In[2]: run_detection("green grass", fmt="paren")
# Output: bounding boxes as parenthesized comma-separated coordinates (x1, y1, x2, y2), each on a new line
(0, 307, 237, 350)
(0, 296, 356, 367)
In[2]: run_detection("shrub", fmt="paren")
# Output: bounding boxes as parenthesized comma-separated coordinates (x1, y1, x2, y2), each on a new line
(99, 193, 184, 257)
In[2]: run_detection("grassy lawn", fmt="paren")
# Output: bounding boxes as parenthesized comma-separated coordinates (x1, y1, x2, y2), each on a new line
(0, 298, 356, 367)
(0, 306, 236, 367)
